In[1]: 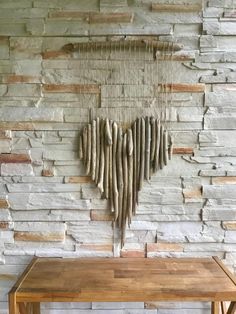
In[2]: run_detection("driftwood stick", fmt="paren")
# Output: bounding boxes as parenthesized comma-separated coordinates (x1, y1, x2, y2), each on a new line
(138, 117, 145, 191)
(168, 133, 174, 160)
(86, 123, 92, 175)
(145, 116, 151, 181)
(104, 119, 112, 200)
(127, 128, 133, 226)
(97, 119, 105, 193)
(63, 39, 182, 53)
(79, 134, 83, 160)
(132, 120, 137, 214)
(91, 119, 96, 180)
(109, 144, 113, 211)
(104, 141, 109, 199)
(150, 116, 156, 169)
(95, 117, 100, 184)
(136, 118, 141, 202)
(159, 125, 164, 169)
(117, 127, 124, 228)
(105, 118, 113, 146)
(82, 126, 87, 166)
(153, 119, 160, 172)
(112, 122, 119, 221)
(163, 129, 169, 166)
(122, 132, 128, 246)
(109, 120, 113, 212)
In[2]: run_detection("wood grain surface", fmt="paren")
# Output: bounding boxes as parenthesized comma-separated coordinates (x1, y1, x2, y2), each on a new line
(9, 257, 236, 303)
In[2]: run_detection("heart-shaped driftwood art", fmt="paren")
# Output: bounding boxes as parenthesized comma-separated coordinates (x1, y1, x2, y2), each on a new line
(79, 116, 173, 246)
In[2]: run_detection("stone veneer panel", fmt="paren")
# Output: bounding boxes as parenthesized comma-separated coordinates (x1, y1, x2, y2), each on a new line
(0, 0, 235, 313)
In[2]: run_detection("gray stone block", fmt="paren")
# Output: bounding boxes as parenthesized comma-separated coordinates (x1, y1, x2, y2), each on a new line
(8, 193, 90, 210)
(202, 185, 236, 198)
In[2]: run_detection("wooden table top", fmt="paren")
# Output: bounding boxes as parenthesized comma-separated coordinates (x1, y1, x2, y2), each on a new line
(11, 257, 236, 303)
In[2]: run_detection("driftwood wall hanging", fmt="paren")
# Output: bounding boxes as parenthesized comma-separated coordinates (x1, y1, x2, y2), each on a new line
(79, 117, 172, 246)
(63, 36, 181, 245)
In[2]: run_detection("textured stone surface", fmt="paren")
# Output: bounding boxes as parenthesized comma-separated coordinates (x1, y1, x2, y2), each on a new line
(67, 222, 113, 243)
(1, 164, 34, 176)
(0, 108, 63, 122)
(202, 185, 236, 199)
(8, 192, 90, 210)
(0, 1, 236, 314)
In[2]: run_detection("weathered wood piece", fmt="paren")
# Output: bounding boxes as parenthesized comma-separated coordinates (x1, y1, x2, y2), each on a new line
(139, 117, 145, 191)
(168, 132, 173, 160)
(159, 125, 164, 169)
(150, 116, 156, 166)
(154, 119, 160, 172)
(109, 120, 113, 212)
(105, 118, 112, 146)
(122, 133, 128, 246)
(104, 119, 110, 199)
(97, 119, 105, 193)
(82, 126, 87, 166)
(79, 134, 83, 160)
(163, 129, 169, 166)
(117, 127, 124, 228)
(63, 39, 182, 54)
(86, 124, 92, 175)
(127, 128, 133, 226)
(145, 116, 151, 181)
(136, 118, 141, 197)
(112, 122, 119, 221)
(132, 121, 137, 214)
(95, 117, 100, 184)
(91, 120, 96, 181)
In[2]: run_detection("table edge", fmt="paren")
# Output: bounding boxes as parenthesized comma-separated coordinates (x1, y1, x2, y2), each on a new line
(8, 257, 38, 295)
(213, 256, 236, 286)
(9, 256, 236, 302)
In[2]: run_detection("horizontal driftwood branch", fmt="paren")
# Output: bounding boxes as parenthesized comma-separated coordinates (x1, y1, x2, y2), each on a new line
(62, 39, 183, 53)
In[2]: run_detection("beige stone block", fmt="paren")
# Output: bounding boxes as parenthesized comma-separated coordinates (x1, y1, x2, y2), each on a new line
(212, 177, 236, 185)
(147, 243, 183, 253)
(14, 231, 65, 242)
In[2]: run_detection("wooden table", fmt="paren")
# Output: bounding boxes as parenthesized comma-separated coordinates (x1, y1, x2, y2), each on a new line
(9, 257, 236, 314)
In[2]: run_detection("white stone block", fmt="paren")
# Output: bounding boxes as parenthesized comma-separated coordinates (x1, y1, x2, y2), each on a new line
(14, 221, 65, 232)
(67, 221, 113, 243)
(8, 193, 90, 210)
(225, 231, 236, 243)
(1, 164, 34, 176)
(0, 107, 63, 122)
(43, 150, 78, 161)
(202, 185, 236, 198)
(7, 183, 81, 193)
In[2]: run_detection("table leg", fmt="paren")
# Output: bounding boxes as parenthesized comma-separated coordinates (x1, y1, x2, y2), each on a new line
(221, 301, 227, 314)
(227, 302, 236, 314)
(212, 302, 220, 314)
(32, 303, 40, 314)
(20, 303, 40, 314)
(9, 293, 18, 314)
(19, 303, 27, 314)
